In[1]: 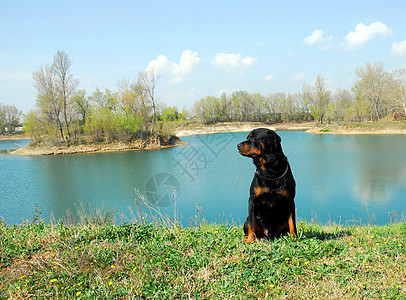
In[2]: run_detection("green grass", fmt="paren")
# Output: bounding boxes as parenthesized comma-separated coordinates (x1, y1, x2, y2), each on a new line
(1, 219, 405, 299)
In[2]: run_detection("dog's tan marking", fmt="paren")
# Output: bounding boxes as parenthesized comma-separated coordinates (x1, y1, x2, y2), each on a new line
(259, 157, 266, 170)
(288, 212, 297, 240)
(254, 187, 270, 197)
(277, 190, 289, 197)
(244, 223, 256, 243)
(239, 143, 261, 156)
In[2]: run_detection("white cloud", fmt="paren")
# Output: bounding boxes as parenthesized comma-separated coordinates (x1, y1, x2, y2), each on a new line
(392, 41, 406, 55)
(343, 21, 392, 50)
(211, 53, 257, 70)
(265, 74, 275, 82)
(290, 73, 306, 82)
(303, 29, 332, 45)
(146, 50, 200, 83)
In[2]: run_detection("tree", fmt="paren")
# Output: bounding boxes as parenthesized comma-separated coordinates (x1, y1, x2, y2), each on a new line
(138, 68, 160, 127)
(24, 109, 44, 140)
(0, 103, 5, 133)
(279, 93, 297, 123)
(332, 88, 353, 124)
(71, 90, 90, 126)
(354, 62, 390, 121)
(219, 92, 231, 122)
(32, 64, 65, 140)
(298, 83, 313, 121)
(3, 104, 21, 133)
(310, 75, 331, 123)
(265, 93, 283, 123)
(388, 67, 406, 117)
(161, 106, 179, 122)
(89, 88, 117, 111)
(53, 50, 79, 137)
(131, 80, 151, 132)
(251, 93, 265, 122)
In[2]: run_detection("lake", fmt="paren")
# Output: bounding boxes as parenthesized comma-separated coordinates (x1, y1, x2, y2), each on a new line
(0, 132, 405, 226)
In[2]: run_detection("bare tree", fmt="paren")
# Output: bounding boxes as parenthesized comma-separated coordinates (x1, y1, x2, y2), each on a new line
(266, 93, 283, 123)
(53, 50, 79, 138)
(332, 88, 353, 124)
(388, 67, 406, 117)
(354, 62, 390, 121)
(310, 75, 331, 123)
(138, 68, 160, 128)
(298, 83, 313, 121)
(2, 104, 22, 133)
(0, 103, 5, 133)
(130, 81, 150, 132)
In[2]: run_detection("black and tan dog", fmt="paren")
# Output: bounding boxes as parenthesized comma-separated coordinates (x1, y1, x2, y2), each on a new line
(237, 128, 297, 243)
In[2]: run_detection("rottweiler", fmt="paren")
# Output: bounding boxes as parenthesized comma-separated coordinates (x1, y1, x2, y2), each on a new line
(237, 128, 297, 243)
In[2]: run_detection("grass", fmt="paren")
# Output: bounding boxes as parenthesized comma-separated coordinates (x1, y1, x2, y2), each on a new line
(333, 121, 406, 131)
(1, 215, 405, 299)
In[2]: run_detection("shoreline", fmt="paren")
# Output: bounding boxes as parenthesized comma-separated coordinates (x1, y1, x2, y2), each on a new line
(10, 136, 185, 156)
(174, 122, 315, 137)
(7, 121, 406, 155)
(0, 134, 31, 141)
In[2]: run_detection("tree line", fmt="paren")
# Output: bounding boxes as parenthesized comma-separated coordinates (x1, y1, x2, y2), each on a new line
(192, 62, 406, 125)
(26, 50, 185, 145)
(7, 51, 406, 143)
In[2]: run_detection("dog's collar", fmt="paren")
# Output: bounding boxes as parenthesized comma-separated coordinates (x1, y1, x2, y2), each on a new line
(255, 163, 290, 181)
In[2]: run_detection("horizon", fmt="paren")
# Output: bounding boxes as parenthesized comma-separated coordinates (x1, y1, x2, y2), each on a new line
(1, 1, 406, 113)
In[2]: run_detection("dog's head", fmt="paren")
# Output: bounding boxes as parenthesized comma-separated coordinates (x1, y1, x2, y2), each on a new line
(237, 128, 282, 159)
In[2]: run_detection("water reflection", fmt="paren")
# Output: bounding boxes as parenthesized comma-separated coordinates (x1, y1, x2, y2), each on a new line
(352, 136, 406, 204)
(1, 133, 405, 225)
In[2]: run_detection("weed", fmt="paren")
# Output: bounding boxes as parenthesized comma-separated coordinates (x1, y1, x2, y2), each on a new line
(75, 200, 117, 226)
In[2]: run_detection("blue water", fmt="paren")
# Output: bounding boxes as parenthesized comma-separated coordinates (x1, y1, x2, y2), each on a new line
(0, 139, 31, 151)
(0, 133, 405, 225)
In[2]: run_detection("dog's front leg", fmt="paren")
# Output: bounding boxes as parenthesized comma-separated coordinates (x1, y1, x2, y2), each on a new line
(243, 222, 256, 243)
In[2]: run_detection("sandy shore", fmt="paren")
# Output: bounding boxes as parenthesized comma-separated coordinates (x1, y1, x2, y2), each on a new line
(175, 122, 314, 137)
(10, 136, 185, 156)
(0, 134, 30, 141)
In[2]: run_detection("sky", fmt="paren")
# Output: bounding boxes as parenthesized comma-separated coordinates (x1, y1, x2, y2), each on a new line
(1, 0, 406, 113)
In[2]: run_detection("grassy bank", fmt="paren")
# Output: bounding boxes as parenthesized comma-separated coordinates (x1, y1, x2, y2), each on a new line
(1, 219, 405, 299)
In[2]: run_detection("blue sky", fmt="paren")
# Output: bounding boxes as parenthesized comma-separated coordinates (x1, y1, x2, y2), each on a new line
(1, 1, 406, 113)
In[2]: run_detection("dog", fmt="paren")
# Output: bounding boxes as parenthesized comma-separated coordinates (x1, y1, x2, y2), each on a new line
(237, 128, 297, 243)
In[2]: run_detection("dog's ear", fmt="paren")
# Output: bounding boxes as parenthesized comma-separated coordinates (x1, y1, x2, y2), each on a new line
(267, 130, 281, 144)
(265, 130, 282, 152)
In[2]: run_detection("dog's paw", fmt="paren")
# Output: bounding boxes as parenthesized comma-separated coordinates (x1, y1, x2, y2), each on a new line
(243, 234, 255, 243)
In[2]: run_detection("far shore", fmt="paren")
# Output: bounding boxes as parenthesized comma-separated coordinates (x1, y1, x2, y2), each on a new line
(174, 122, 315, 137)
(306, 122, 406, 135)
(6, 121, 406, 156)
(0, 133, 31, 141)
